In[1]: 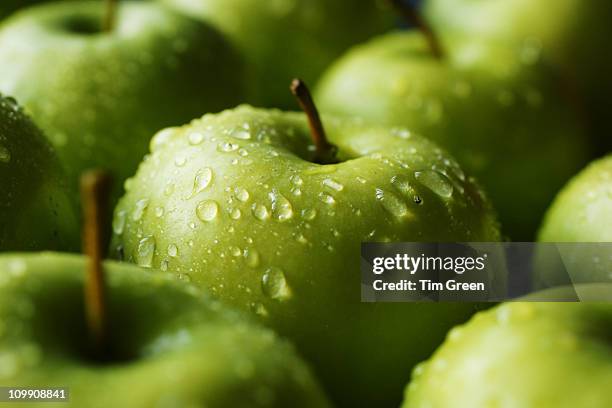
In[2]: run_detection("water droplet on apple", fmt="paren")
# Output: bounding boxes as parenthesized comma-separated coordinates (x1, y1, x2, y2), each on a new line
(356, 176, 367, 184)
(290, 175, 304, 186)
(376, 188, 410, 219)
(261, 267, 292, 300)
(187, 168, 213, 198)
(322, 178, 344, 192)
(137, 236, 156, 268)
(231, 127, 252, 140)
(230, 207, 242, 220)
(164, 183, 175, 197)
(244, 248, 260, 268)
(218, 141, 239, 152)
(269, 190, 293, 221)
(0, 146, 10, 163)
(391, 175, 416, 199)
(112, 210, 127, 235)
(196, 200, 219, 222)
(301, 208, 317, 220)
(250, 302, 268, 317)
(238, 148, 249, 156)
(414, 170, 453, 198)
(167, 244, 178, 257)
(318, 192, 336, 205)
(252, 203, 270, 221)
(234, 186, 250, 202)
(154, 207, 164, 218)
(174, 155, 187, 167)
(132, 199, 150, 221)
(188, 131, 204, 145)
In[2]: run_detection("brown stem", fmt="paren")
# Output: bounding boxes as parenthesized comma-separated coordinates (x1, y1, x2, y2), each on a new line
(290, 78, 338, 164)
(81, 170, 112, 357)
(388, 0, 444, 59)
(103, 0, 117, 32)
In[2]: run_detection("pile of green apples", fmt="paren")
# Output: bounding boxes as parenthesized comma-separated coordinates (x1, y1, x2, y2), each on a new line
(0, 0, 611, 407)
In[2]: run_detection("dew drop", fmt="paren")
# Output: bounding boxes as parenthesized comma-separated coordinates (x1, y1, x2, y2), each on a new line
(230, 208, 242, 220)
(234, 187, 250, 202)
(322, 178, 344, 192)
(391, 175, 416, 198)
(132, 199, 149, 221)
(150, 127, 176, 151)
(414, 170, 453, 198)
(188, 131, 204, 145)
(261, 267, 292, 300)
(318, 192, 336, 205)
(269, 190, 293, 221)
(155, 206, 165, 218)
(196, 200, 219, 222)
(137, 236, 156, 268)
(218, 141, 239, 152)
(174, 155, 187, 167)
(252, 204, 270, 221)
(112, 210, 127, 235)
(231, 127, 252, 140)
(167, 244, 178, 257)
(187, 168, 213, 198)
(301, 208, 317, 220)
(244, 248, 260, 268)
(376, 188, 410, 219)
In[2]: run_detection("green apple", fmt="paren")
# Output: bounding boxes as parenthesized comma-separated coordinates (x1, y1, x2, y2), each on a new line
(401, 298, 612, 408)
(157, 0, 395, 108)
(0, 253, 331, 407)
(424, 0, 612, 154)
(535, 155, 612, 288)
(110, 104, 501, 406)
(0, 1, 245, 204)
(0, 95, 78, 251)
(315, 31, 590, 240)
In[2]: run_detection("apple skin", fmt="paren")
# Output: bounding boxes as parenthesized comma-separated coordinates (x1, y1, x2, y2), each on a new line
(401, 297, 612, 408)
(535, 155, 612, 288)
(157, 0, 395, 108)
(423, 0, 612, 155)
(0, 1, 246, 204)
(110, 105, 501, 407)
(315, 31, 590, 240)
(0, 252, 332, 407)
(0, 95, 78, 251)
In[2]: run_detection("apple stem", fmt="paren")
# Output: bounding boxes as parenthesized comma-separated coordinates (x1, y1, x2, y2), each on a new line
(388, 0, 444, 59)
(290, 78, 338, 164)
(103, 0, 117, 32)
(81, 170, 112, 358)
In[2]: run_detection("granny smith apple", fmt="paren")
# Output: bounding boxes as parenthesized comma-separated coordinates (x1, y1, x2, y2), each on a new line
(401, 299, 612, 408)
(0, 95, 78, 251)
(315, 31, 590, 240)
(0, 1, 245, 204)
(424, 0, 612, 154)
(534, 155, 612, 288)
(0, 253, 331, 407)
(111, 104, 501, 406)
(157, 0, 395, 108)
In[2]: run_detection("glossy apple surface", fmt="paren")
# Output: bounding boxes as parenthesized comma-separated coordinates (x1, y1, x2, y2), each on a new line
(315, 31, 590, 240)
(111, 105, 501, 407)
(0, 1, 245, 203)
(158, 0, 394, 108)
(0, 253, 331, 407)
(401, 298, 612, 408)
(0, 95, 78, 251)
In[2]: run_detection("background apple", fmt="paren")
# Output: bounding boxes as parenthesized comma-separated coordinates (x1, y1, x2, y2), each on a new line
(401, 299, 612, 407)
(0, 252, 331, 407)
(534, 155, 612, 288)
(423, 0, 612, 154)
(110, 104, 501, 407)
(157, 0, 395, 108)
(0, 1, 246, 204)
(0, 95, 78, 251)
(314, 31, 590, 240)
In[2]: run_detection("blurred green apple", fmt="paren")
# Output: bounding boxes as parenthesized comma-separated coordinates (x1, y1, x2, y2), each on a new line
(0, 1, 245, 203)
(0, 252, 331, 407)
(0, 95, 78, 251)
(315, 31, 590, 240)
(157, 0, 395, 108)
(535, 155, 612, 287)
(110, 104, 500, 406)
(424, 0, 612, 154)
(401, 299, 612, 407)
